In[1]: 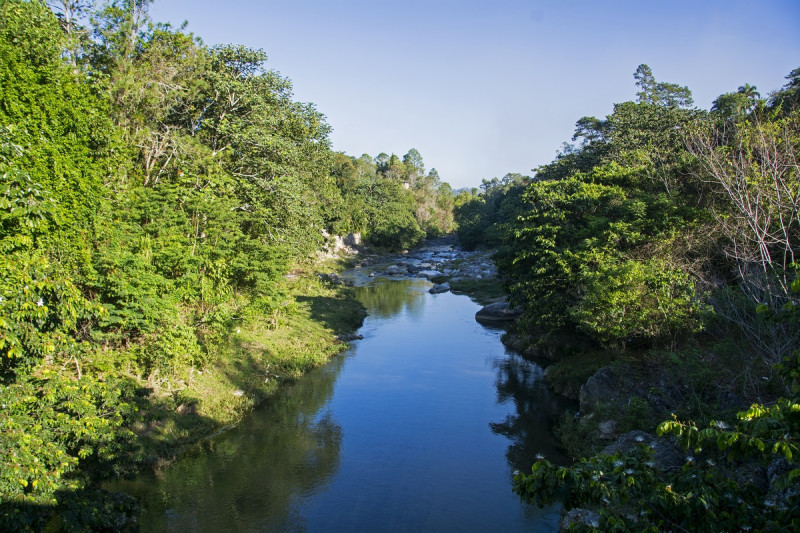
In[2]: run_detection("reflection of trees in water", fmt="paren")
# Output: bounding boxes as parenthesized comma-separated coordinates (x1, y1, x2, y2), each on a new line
(489, 353, 575, 473)
(131, 356, 348, 532)
(353, 279, 427, 318)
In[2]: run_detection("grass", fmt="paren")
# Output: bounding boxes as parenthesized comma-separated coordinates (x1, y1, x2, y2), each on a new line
(449, 278, 506, 305)
(131, 273, 366, 465)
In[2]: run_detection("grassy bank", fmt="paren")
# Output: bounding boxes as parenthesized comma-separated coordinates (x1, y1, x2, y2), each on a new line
(131, 272, 367, 466)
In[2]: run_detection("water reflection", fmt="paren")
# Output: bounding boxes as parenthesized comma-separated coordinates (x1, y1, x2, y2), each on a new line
(113, 278, 570, 532)
(114, 356, 348, 532)
(490, 353, 575, 472)
(351, 278, 428, 318)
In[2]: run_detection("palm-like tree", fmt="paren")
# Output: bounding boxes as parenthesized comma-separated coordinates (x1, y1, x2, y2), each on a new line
(737, 83, 761, 110)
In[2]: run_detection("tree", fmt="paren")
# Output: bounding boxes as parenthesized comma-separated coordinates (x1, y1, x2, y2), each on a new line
(47, 1, 93, 35)
(711, 91, 752, 120)
(738, 83, 761, 103)
(770, 67, 800, 111)
(634, 64, 694, 109)
(685, 110, 800, 365)
(402, 148, 425, 182)
(572, 116, 609, 146)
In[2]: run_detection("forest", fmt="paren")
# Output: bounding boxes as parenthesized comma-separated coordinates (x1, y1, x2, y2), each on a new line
(455, 64, 800, 530)
(2, 0, 799, 531)
(0, 0, 453, 529)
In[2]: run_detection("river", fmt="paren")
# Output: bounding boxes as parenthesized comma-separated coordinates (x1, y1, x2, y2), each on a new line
(113, 274, 574, 532)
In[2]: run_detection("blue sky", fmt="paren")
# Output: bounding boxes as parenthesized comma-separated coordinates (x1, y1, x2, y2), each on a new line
(149, 0, 800, 189)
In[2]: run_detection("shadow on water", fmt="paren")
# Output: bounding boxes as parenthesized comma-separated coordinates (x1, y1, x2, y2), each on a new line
(490, 352, 577, 472)
(112, 355, 349, 532)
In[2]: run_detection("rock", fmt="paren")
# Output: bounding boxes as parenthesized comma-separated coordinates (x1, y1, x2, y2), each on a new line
(429, 282, 450, 294)
(386, 265, 402, 275)
(768, 457, 793, 488)
(176, 403, 196, 415)
(337, 333, 364, 342)
(601, 430, 684, 472)
(344, 232, 361, 247)
(765, 457, 800, 510)
(579, 366, 619, 412)
(475, 302, 522, 324)
(559, 508, 600, 532)
(598, 420, 617, 439)
(232, 389, 245, 397)
(716, 389, 745, 411)
(416, 270, 444, 280)
(732, 461, 769, 493)
(501, 333, 536, 353)
(368, 272, 375, 278)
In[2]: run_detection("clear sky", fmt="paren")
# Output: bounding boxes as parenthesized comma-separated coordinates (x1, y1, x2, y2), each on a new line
(148, 0, 800, 189)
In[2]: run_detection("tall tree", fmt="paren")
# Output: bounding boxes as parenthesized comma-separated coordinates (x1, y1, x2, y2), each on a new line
(402, 148, 425, 182)
(634, 64, 694, 108)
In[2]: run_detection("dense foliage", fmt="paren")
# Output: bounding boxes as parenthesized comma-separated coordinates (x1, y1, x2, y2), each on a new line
(455, 65, 800, 530)
(0, 0, 453, 528)
(331, 150, 454, 249)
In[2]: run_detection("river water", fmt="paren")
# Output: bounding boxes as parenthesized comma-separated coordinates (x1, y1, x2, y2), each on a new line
(115, 276, 574, 532)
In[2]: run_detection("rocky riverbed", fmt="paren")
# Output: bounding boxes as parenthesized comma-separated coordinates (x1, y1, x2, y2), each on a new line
(323, 236, 499, 293)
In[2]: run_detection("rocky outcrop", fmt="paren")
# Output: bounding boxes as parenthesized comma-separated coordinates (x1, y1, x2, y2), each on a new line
(429, 282, 450, 294)
(319, 231, 362, 258)
(343, 233, 361, 247)
(475, 302, 522, 323)
(579, 366, 620, 412)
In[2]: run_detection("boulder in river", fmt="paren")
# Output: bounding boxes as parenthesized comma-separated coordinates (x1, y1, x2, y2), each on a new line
(416, 270, 444, 280)
(386, 265, 403, 275)
(429, 282, 450, 294)
(474, 302, 522, 323)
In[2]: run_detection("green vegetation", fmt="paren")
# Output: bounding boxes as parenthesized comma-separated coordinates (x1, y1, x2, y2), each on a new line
(331, 150, 454, 250)
(4, 0, 798, 528)
(454, 65, 800, 529)
(0, 0, 451, 529)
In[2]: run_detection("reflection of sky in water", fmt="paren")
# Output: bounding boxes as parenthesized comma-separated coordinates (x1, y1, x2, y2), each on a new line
(113, 279, 571, 532)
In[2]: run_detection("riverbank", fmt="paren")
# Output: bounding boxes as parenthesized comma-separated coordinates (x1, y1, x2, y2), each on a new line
(500, 325, 781, 458)
(105, 249, 571, 533)
(130, 271, 368, 468)
(128, 235, 510, 469)
(1, 257, 368, 531)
